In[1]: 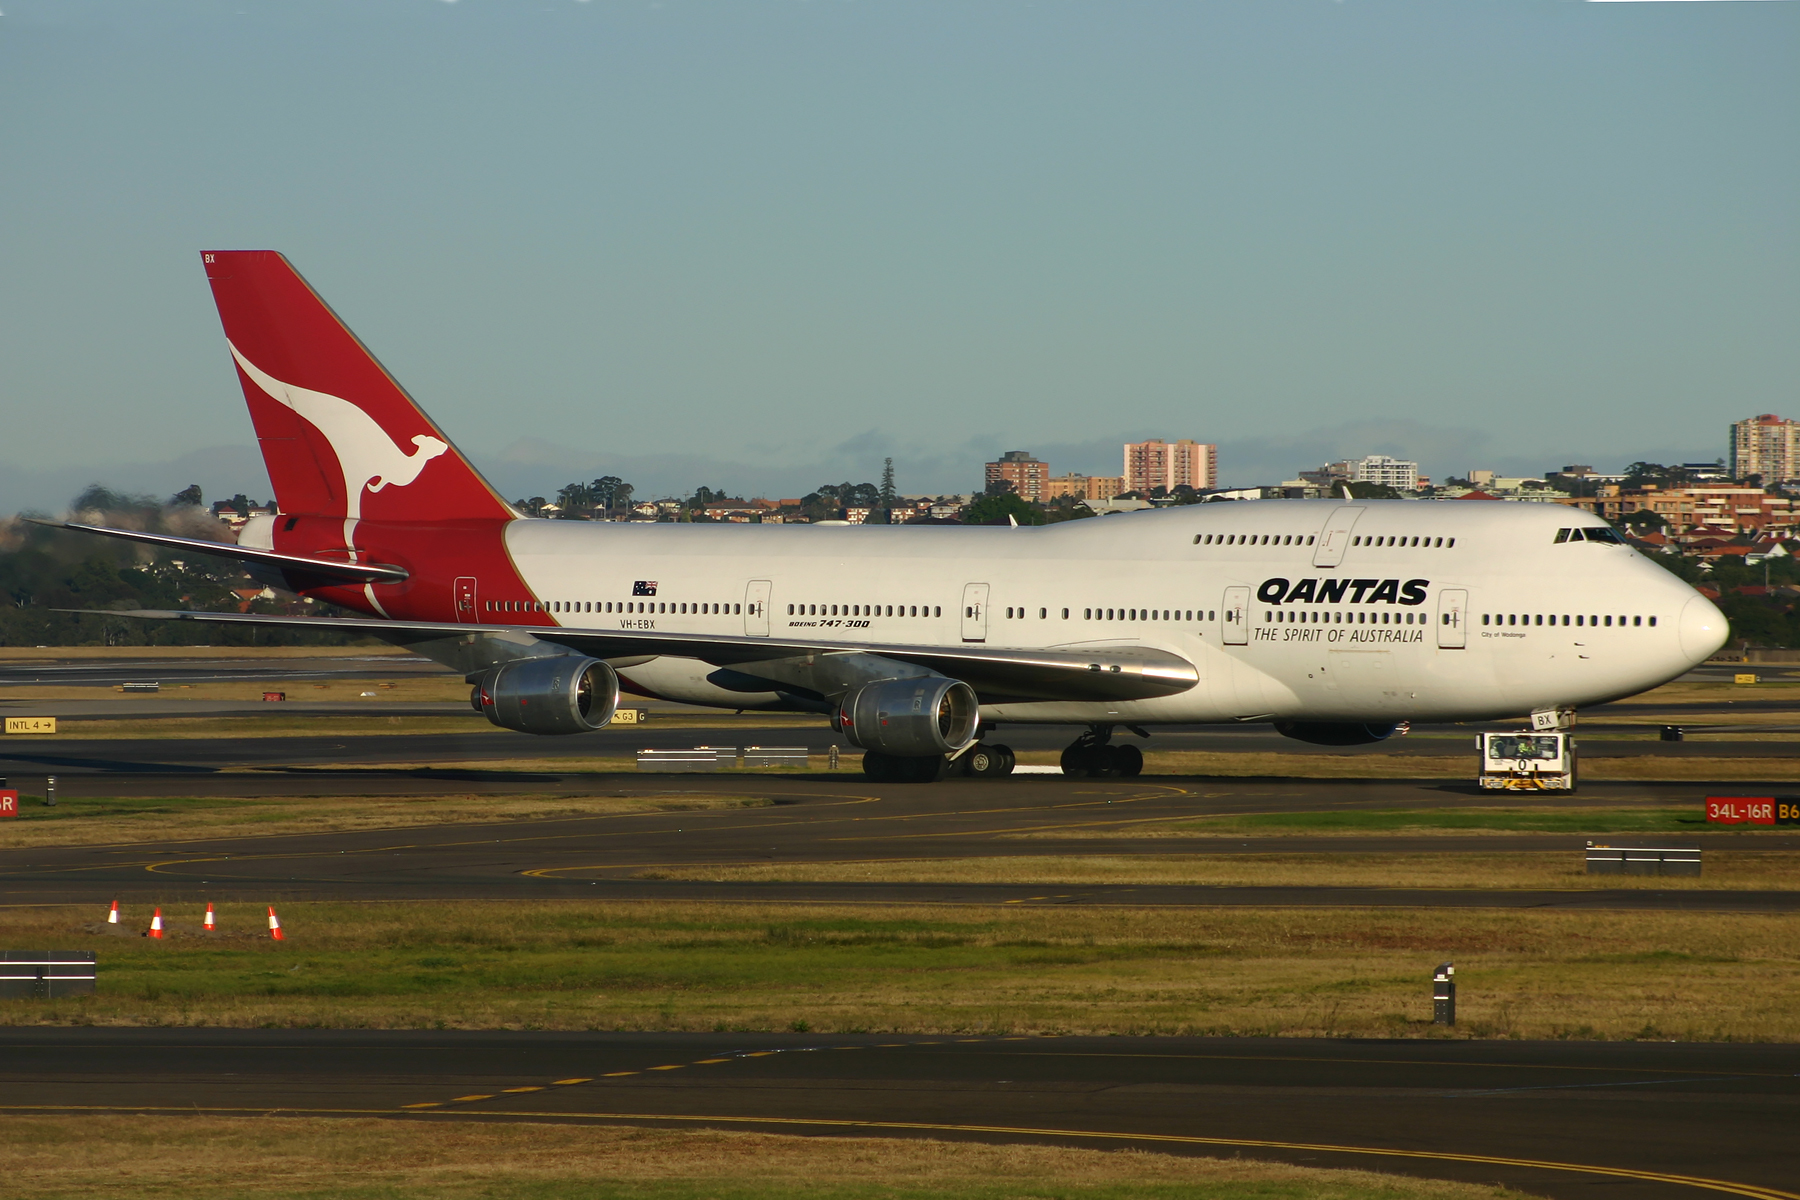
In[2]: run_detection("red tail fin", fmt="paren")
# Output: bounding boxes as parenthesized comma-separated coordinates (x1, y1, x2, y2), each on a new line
(202, 251, 514, 523)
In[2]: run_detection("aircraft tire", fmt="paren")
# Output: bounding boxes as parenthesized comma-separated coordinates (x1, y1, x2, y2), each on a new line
(992, 744, 1016, 775)
(1059, 744, 1087, 777)
(965, 745, 1006, 777)
(898, 754, 946, 783)
(1114, 744, 1143, 777)
(861, 751, 897, 781)
(1061, 743, 1118, 777)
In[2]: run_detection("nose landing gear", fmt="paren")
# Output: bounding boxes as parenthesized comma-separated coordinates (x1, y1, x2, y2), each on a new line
(1060, 726, 1144, 778)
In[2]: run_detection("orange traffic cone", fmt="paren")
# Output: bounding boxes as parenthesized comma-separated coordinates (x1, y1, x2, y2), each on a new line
(107, 899, 119, 926)
(147, 907, 164, 939)
(267, 906, 284, 941)
(204, 902, 216, 931)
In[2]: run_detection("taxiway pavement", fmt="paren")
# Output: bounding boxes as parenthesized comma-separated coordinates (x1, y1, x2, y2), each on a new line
(1, 1030, 1791, 1200)
(3, 774, 1794, 909)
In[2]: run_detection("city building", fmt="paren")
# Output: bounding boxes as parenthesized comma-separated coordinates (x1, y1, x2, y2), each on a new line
(1349, 454, 1419, 492)
(1731, 414, 1800, 483)
(1122, 439, 1217, 494)
(985, 450, 1048, 501)
(210, 499, 276, 530)
(1560, 484, 1797, 538)
(1045, 473, 1125, 502)
(1298, 454, 1419, 494)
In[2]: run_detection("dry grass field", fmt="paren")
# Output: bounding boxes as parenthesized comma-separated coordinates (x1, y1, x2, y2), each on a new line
(0, 791, 777, 848)
(0, 1115, 1537, 1200)
(3, 900, 1794, 1041)
(634, 850, 1800, 891)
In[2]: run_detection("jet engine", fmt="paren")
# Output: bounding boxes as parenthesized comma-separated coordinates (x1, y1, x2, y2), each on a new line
(473, 656, 619, 735)
(838, 676, 978, 757)
(1273, 720, 1397, 746)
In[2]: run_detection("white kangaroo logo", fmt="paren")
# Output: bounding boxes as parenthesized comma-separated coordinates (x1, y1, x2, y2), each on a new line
(229, 343, 449, 523)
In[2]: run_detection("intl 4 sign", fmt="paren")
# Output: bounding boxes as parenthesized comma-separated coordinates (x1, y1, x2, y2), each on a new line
(1705, 797, 1800, 825)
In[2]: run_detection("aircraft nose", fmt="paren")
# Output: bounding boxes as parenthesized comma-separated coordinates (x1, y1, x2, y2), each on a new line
(1678, 593, 1729, 664)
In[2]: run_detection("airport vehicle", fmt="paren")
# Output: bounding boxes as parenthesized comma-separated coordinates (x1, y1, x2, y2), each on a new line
(50, 251, 1730, 781)
(1477, 730, 1576, 792)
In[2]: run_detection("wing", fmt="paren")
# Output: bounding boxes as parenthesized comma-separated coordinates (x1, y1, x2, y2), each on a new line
(72, 609, 1198, 704)
(28, 520, 407, 586)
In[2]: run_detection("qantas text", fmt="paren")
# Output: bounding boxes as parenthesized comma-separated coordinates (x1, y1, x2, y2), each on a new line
(1257, 578, 1428, 606)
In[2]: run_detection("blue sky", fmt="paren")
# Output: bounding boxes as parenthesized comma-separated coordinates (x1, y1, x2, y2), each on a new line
(1, 0, 1794, 509)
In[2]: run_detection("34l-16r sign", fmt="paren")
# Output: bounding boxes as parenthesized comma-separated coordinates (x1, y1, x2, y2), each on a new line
(1706, 797, 1800, 825)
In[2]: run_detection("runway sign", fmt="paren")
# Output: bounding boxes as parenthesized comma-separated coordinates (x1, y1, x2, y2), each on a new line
(613, 708, 645, 725)
(1706, 797, 1800, 825)
(0, 790, 16, 818)
(4, 717, 56, 735)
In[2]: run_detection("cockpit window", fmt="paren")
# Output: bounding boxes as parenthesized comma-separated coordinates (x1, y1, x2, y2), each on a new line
(1556, 527, 1626, 545)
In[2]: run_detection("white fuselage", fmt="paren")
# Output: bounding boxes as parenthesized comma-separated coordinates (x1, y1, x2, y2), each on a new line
(499, 499, 1728, 726)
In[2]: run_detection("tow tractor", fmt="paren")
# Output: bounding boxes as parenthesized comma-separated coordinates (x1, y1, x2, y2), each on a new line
(1476, 729, 1576, 792)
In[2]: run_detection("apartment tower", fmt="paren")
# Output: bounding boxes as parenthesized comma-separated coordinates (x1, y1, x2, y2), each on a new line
(1122, 439, 1217, 494)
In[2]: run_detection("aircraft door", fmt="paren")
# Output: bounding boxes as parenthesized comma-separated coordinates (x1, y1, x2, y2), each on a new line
(1222, 585, 1249, 645)
(961, 583, 989, 643)
(1437, 588, 1468, 649)
(1312, 506, 1365, 568)
(744, 580, 771, 637)
(454, 576, 478, 623)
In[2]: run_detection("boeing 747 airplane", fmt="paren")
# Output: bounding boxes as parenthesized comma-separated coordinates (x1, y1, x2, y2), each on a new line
(49, 251, 1730, 781)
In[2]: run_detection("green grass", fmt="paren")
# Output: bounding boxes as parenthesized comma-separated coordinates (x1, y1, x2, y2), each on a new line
(0, 793, 256, 823)
(5, 900, 1797, 1041)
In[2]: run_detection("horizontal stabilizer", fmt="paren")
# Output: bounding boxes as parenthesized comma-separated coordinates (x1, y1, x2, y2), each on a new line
(30, 520, 409, 586)
(69, 609, 1198, 704)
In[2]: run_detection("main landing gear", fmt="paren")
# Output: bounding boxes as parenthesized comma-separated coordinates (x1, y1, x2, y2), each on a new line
(860, 745, 1018, 782)
(860, 728, 1018, 783)
(1059, 726, 1143, 778)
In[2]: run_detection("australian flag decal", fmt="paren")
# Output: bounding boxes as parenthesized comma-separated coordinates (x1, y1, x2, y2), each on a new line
(632, 581, 658, 596)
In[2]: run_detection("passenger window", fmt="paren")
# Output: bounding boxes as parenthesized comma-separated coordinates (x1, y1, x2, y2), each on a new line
(1604, 615, 1612, 626)
(1649, 616, 1657, 627)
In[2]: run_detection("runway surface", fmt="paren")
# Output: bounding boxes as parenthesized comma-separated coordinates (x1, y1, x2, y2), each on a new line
(1, 1029, 1792, 1200)
(4, 774, 1795, 909)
